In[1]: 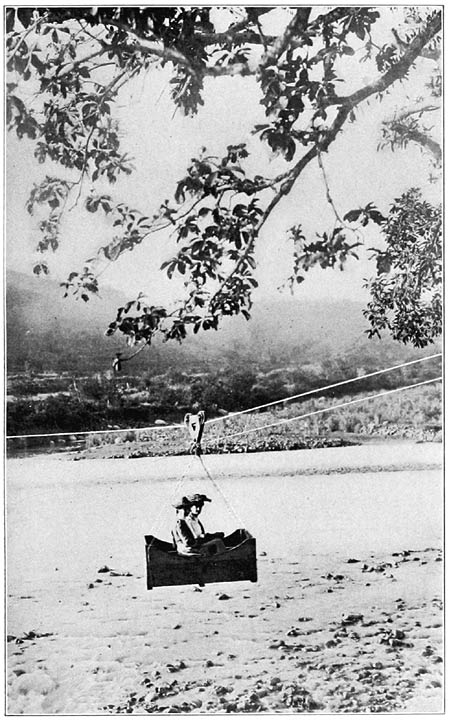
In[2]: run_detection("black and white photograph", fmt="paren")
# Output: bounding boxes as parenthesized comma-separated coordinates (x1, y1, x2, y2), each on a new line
(5, 5, 443, 714)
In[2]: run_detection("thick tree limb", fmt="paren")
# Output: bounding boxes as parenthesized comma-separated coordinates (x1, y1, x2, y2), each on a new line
(328, 11, 441, 108)
(54, 7, 382, 85)
(408, 129, 441, 165)
(259, 7, 311, 68)
(388, 123, 441, 165)
(104, 7, 350, 53)
(392, 27, 440, 61)
(102, 7, 353, 80)
(382, 103, 441, 165)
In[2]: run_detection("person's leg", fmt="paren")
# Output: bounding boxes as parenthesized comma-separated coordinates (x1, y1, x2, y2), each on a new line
(176, 547, 201, 557)
(204, 532, 225, 541)
(200, 538, 227, 555)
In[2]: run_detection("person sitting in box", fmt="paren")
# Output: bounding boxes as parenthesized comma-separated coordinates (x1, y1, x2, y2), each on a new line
(173, 493, 225, 556)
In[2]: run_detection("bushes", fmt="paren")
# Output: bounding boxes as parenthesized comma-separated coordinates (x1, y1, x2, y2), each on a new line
(7, 395, 109, 435)
(7, 365, 441, 440)
(8, 376, 71, 396)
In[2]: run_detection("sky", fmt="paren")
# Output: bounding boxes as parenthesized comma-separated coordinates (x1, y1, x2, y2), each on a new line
(6, 6, 441, 308)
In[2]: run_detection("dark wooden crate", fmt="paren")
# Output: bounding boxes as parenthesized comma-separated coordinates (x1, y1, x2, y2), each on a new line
(145, 529, 257, 589)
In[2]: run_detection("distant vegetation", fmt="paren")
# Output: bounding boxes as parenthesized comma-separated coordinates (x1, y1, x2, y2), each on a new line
(7, 359, 441, 452)
(74, 383, 443, 459)
(7, 270, 441, 452)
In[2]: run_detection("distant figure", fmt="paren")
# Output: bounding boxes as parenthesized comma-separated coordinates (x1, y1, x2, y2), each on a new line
(172, 494, 226, 556)
(112, 353, 122, 373)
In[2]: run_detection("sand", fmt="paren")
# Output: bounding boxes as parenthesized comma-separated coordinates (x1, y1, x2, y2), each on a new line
(7, 442, 443, 714)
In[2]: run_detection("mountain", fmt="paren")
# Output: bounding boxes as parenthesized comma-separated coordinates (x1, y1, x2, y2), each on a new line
(6, 269, 432, 374)
(6, 269, 129, 372)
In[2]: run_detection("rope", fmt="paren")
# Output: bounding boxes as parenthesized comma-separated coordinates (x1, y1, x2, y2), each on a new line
(151, 454, 246, 543)
(207, 377, 442, 446)
(197, 455, 246, 528)
(6, 353, 441, 440)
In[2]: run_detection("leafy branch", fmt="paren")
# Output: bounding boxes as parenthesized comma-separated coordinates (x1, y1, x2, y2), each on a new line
(6, 6, 442, 351)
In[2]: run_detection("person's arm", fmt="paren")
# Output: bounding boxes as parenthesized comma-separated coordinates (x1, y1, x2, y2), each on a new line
(197, 519, 219, 544)
(201, 518, 225, 541)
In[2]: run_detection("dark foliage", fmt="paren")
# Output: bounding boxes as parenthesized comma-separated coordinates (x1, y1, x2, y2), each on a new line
(7, 348, 441, 437)
(6, 7, 442, 350)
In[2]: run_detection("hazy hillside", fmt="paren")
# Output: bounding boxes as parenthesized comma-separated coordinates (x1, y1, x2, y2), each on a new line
(6, 270, 435, 374)
(7, 270, 127, 372)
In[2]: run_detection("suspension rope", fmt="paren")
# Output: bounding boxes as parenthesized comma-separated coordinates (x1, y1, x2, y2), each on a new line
(206, 377, 442, 447)
(197, 455, 246, 528)
(6, 353, 441, 440)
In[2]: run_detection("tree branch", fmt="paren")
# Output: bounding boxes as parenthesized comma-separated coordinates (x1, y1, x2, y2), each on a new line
(69, 125, 95, 210)
(57, 46, 107, 77)
(209, 106, 351, 311)
(392, 124, 441, 165)
(130, 39, 200, 77)
(259, 8, 312, 69)
(124, 8, 351, 53)
(392, 27, 440, 61)
(113, 7, 352, 81)
(327, 11, 441, 108)
(7, 13, 48, 64)
(382, 103, 441, 166)
(390, 103, 440, 122)
(317, 150, 343, 224)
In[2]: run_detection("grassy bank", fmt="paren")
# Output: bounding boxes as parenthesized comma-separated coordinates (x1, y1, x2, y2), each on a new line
(68, 383, 441, 460)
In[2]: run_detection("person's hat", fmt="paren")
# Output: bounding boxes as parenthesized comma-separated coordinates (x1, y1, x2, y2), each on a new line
(186, 493, 212, 505)
(172, 496, 192, 509)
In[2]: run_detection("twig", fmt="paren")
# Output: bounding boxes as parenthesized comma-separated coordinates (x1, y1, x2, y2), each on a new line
(57, 47, 107, 77)
(7, 12, 48, 64)
(255, 17, 268, 52)
(389, 104, 440, 122)
(68, 125, 95, 210)
(120, 340, 150, 363)
(316, 150, 343, 224)
(208, 107, 351, 307)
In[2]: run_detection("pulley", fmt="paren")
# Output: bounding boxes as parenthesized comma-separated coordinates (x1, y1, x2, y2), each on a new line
(184, 410, 206, 455)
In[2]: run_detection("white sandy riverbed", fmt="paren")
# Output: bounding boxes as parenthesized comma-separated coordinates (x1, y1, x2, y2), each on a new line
(7, 442, 443, 714)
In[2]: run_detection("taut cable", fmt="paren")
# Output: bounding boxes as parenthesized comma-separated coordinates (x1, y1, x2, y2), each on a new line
(208, 377, 442, 446)
(6, 354, 441, 440)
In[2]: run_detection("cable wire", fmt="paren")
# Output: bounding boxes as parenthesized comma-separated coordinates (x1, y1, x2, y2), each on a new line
(204, 353, 442, 426)
(207, 377, 442, 446)
(6, 353, 441, 440)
